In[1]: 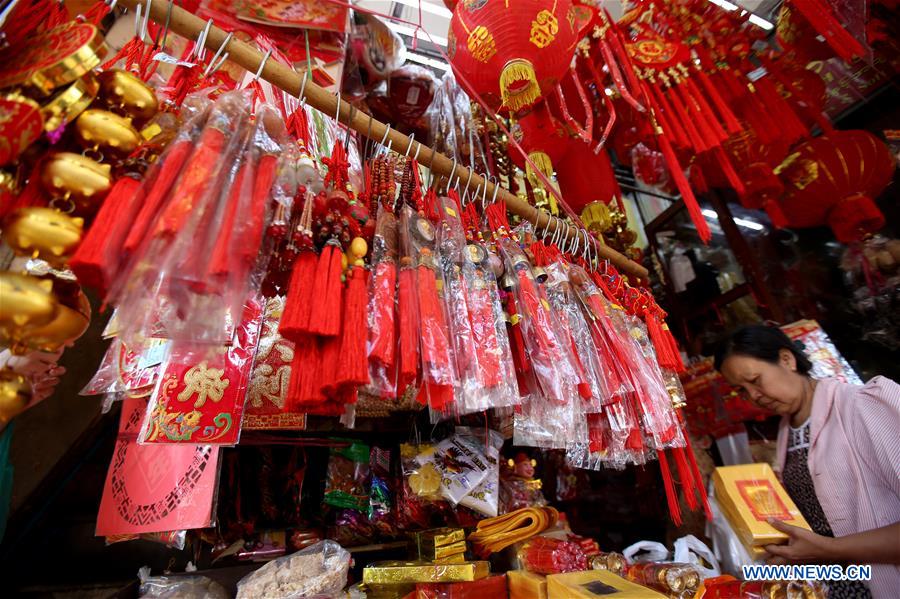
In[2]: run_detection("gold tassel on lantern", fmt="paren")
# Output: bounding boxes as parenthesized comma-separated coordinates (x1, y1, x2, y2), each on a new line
(525, 151, 558, 214)
(500, 59, 541, 112)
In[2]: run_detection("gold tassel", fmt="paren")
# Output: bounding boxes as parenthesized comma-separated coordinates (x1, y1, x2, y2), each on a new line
(500, 59, 541, 112)
(526, 151, 558, 215)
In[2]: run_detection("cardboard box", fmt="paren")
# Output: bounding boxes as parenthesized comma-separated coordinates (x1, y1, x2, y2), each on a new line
(546, 570, 667, 598)
(508, 570, 547, 599)
(713, 463, 811, 553)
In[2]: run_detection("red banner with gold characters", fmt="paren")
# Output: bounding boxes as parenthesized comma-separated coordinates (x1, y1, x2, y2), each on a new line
(139, 299, 264, 445)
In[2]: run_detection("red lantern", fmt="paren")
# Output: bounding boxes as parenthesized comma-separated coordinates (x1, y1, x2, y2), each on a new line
(555, 141, 622, 213)
(777, 131, 895, 243)
(447, 0, 590, 113)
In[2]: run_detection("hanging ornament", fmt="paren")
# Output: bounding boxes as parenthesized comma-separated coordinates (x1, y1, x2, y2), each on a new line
(96, 69, 160, 123)
(40, 151, 112, 214)
(74, 109, 143, 158)
(777, 130, 895, 243)
(554, 141, 623, 214)
(448, 0, 591, 113)
(0, 272, 59, 346)
(0, 369, 32, 425)
(2, 206, 84, 267)
(6, 279, 90, 355)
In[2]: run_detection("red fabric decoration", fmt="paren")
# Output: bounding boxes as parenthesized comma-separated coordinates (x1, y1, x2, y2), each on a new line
(335, 266, 369, 388)
(307, 243, 343, 337)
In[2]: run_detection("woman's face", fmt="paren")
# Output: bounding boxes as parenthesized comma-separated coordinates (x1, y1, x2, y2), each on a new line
(720, 350, 805, 417)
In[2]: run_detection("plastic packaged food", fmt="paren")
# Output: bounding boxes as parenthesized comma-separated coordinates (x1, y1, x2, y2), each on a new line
(138, 568, 229, 599)
(419, 435, 491, 505)
(235, 540, 351, 599)
(323, 439, 371, 511)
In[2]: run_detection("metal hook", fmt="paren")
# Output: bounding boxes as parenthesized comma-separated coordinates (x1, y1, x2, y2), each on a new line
(203, 31, 232, 77)
(298, 69, 309, 101)
(405, 133, 415, 157)
(482, 177, 489, 207)
(581, 229, 591, 261)
(414, 142, 422, 162)
(334, 93, 341, 124)
(447, 157, 457, 192)
(254, 48, 273, 83)
(194, 19, 213, 62)
(153, 0, 174, 48)
(133, 3, 142, 39)
(138, 0, 152, 43)
(379, 124, 391, 152)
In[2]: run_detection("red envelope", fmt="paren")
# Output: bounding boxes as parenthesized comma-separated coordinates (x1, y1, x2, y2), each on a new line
(95, 398, 220, 536)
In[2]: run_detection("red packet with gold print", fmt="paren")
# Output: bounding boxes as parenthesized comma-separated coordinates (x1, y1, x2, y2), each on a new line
(243, 296, 307, 430)
(138, 298, 264, 446)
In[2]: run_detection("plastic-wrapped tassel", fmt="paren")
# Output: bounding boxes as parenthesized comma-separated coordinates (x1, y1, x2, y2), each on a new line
(335, 266, 369, 388)
(240, 152, 279, 265)
(505, 292, 530, 374)
(398, 266, 419, 392)
(69, 176, 144, 295)
(658, 450, 683, 526)
(657, 133, 711, 243)
(307, 242, 343, 337)
(207, 158, 255, 280)
(791, 0, 866, 62)
(123, 139, 193, 255)
(369, 261, 397, 367)
(692, 69, 742, 135)
(468, 275, 502, 388)
(416, 258, 454, 396)
(595, 39, 644, 112)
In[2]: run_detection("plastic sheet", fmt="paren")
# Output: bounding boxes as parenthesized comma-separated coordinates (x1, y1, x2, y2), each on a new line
(235, 540, 350, 599)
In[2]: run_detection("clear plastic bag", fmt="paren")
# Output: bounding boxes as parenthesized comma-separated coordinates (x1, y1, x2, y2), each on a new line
(235, 540, 351, 599)
(366, 204, 400, 398)
(138, 568, 229, 599)
(417, 435, 491, 505)
(455, 427, 503, 517)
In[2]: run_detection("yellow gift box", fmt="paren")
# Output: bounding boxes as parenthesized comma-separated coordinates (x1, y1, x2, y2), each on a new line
(508, 570, 548, 599)
(713, 463, 811, 553)
(546, 570, 667, 598)
(363, 561, 490, 585)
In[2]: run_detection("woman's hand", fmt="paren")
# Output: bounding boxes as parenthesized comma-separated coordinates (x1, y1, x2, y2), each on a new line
(765, 519, 900, 566)
(764, 519, 836, 563)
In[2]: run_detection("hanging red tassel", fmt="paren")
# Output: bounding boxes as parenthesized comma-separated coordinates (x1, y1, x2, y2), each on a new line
(468, 274, 502, 387)
(416, 256, 454, 409)
(398, 266, 419, 392)
(664, 84, 707, 152)
(241, 152, 280, 265)
(280, 250, 317, 341)
(661, 321, 686, 373)
(505, 292, 530, 374)
(682, 76, 728, 143)
(791, 0, 866, 62)
(647, 84, 689, 149)
(318, 332, 343, 396)
(713, 147, 746, 197)
(287, 336, 324, 408)
(762, 198, 789, 229)
(307, 242, 343, 337)
(672, 446, 699, 511)
(692, 69, 742, 135)
(69, 176, 144, 295)
(657, 132, 711, 243)
(658, 450, 683, 526)
(683, 431, 712, 520)
(335, 266, 369, 388)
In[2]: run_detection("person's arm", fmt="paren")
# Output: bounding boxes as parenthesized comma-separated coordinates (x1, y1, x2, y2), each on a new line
(764, 519, 900, 565)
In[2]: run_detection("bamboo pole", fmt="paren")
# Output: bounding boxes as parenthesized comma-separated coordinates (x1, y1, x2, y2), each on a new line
(112, 0, 648, 281)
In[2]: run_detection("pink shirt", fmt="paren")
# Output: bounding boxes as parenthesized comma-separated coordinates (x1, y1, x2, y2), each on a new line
(775, 376, 900, 599)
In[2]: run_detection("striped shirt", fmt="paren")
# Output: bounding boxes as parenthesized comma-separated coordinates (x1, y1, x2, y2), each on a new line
(775, 377, 900, 599)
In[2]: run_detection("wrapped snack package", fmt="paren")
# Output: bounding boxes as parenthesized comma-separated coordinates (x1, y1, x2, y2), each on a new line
(455, 427, 503, 518)
(415, 574, 509, 599)
(518, 535, 589, 575)
(236, 540, 350, 599)
(324, 439, 371, 511)
(420, 436, 491, 505)
(369, 446, 396, 537)
(626, 562, 702, 595)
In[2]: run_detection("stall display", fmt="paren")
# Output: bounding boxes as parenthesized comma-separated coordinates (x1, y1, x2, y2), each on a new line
(0, 0, 896, 597)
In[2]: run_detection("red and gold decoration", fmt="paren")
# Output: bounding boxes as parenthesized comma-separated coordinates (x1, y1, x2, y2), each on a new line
(448, 0, 590, 113)
(776, 130, 895, 243)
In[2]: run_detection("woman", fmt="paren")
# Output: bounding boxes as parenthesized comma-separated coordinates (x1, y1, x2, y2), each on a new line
(715, 325, 900, 599)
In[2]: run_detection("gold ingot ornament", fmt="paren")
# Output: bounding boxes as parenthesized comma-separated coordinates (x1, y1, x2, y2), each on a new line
(2, 206, 84, 266)
(40, 152, 111, 212)
(97, 69, 159, 122)
(13, 286, 90, 354)
(74, 109, 142, 156)
(0, 369, 32, 425)
(0, 272, 58, 331)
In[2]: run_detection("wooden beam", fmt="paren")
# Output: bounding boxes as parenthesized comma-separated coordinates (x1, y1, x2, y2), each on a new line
(111, 0, 649, 281)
